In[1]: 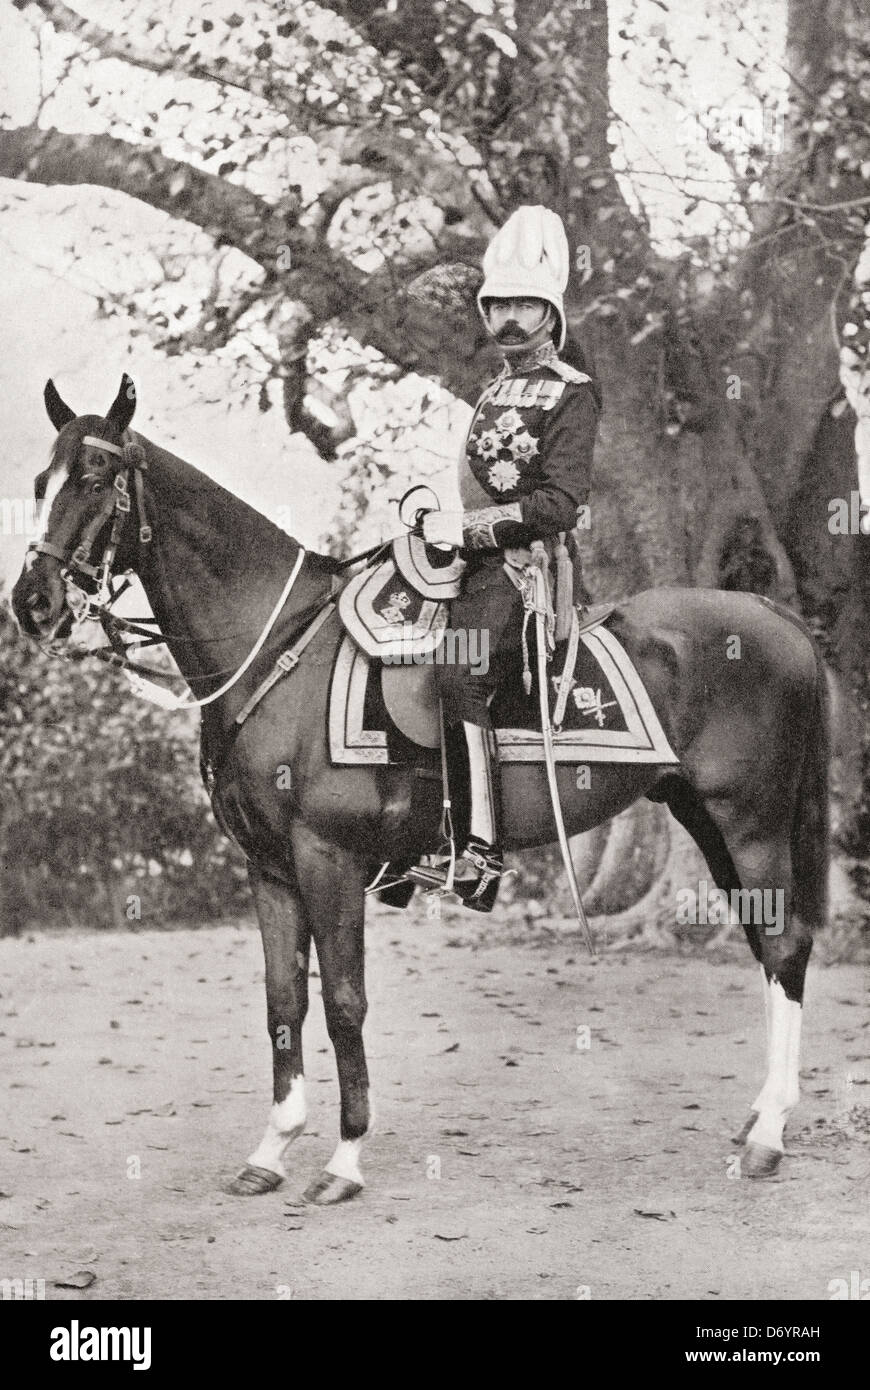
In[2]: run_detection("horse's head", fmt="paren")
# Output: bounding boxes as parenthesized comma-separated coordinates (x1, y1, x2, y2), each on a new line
(11, 375, 139, 641)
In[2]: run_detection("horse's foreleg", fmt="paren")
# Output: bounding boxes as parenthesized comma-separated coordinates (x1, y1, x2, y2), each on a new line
(225, 864, 311, 1196)
(292, 823, 372, 1206)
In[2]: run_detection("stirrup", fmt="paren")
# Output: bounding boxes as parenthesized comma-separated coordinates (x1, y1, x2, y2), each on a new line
(454, 839, 504, 914)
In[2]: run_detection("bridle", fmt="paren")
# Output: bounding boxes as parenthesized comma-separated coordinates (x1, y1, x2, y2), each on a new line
(26, 430, 309, 712)
(29, 433, 152, 608)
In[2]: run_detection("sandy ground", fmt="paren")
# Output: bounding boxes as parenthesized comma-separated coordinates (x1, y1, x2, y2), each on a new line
(1, 911, 868, 1302)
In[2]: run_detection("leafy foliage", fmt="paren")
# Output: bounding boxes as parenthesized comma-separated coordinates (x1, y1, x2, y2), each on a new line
(0, 600, 249, 935)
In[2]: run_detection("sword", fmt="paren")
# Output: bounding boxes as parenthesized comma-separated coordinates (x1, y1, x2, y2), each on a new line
(531, 564, 596, 959)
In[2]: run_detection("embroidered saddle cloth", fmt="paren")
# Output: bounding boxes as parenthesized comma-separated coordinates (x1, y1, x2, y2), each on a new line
(332, 545, 678, 768)
(337, 534, 465, 660)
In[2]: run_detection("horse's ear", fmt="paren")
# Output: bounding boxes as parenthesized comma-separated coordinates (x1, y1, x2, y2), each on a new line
(44, 379, 76, 431)
(104, 373, 137, 433)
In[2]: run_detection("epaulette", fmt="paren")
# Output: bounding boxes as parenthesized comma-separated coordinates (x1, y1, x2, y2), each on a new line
(549, 359, 592, 385)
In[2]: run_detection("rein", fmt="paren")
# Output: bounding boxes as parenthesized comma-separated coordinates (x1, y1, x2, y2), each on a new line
(125, 547, 307, 712)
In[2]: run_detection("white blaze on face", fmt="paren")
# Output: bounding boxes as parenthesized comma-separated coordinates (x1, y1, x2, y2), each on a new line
(33, 459, 69, 549)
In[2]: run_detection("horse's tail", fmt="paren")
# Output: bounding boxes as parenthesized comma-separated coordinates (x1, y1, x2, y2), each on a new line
(791, 636, 831, 931)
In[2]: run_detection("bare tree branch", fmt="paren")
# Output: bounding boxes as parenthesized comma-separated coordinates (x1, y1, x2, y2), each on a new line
(0, 123, 488, 404)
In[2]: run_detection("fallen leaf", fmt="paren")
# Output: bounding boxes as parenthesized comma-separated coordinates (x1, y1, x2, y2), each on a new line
(53, 1270, 97, 1290)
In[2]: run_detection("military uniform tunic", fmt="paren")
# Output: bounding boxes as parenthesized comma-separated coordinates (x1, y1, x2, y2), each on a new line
(436, 339, 599, 727)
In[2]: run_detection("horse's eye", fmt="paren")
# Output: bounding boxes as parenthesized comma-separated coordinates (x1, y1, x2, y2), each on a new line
(91, 480, 105, 494)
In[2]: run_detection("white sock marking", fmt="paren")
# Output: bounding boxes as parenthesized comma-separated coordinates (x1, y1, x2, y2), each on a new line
(247, 1076, 306, 1176)
(748, 978, 802, 1151)
(324, 1097, 374, 1187)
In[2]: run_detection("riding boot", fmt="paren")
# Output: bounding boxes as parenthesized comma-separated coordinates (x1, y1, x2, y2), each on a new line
(452, 721, 504, 913)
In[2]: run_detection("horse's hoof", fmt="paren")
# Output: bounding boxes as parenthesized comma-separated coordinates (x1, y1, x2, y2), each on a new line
(302, 1171, 364, 1206)
(732, 1113, 758, 1146)
(224, 1164, 284, 1196)
(742, 1141, 783, 1178)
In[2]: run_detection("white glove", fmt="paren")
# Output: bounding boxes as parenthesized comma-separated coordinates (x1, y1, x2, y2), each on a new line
(422, 510, 464, 548)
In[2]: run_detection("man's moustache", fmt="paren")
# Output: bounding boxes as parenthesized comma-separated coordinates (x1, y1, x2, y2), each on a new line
(495, 324, 529, 342)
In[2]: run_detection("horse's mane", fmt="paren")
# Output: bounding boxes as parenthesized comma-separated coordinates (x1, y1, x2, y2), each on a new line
(131, 431, 342, 575)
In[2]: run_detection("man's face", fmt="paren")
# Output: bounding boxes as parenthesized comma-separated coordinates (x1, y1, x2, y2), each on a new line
(483, 297, 556, 354)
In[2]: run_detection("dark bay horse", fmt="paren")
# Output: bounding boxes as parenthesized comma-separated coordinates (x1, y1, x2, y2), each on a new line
(11, 377, 830, 1203)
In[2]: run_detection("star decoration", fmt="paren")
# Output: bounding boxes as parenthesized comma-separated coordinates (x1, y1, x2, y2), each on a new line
(494, 408, 524, 434)
(508, 430, 539, 461)
(487, 458, 521, 492)
(474, 429, 501, 461)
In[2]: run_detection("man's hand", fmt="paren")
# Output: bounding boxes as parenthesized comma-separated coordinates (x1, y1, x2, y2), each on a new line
(422, 510, 464, 548)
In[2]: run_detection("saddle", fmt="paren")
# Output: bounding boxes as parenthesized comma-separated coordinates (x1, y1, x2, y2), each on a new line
(329, 537, 678, 768)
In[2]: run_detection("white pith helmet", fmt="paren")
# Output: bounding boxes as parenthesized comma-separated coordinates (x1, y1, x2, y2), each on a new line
(477, 205, 570, 350)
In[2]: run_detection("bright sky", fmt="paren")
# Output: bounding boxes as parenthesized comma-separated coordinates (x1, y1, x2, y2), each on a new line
(609, 0, 788, 256)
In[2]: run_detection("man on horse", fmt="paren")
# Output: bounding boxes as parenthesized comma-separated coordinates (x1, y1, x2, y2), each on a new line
(421, 205, 600, 911)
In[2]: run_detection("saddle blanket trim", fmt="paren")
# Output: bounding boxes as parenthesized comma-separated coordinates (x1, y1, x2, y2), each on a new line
(328, 626, 679, 767)
(496, 626, 679, 763)
(329, 635, 388, 763)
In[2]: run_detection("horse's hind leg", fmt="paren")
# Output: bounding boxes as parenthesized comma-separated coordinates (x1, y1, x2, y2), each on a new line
(225, 864, 311, 1196)
(742, 881, 812, 1178)
(713, 832, 811, 1178)
(662, 777, 810, 1177)
(292, 822, 373, 1206)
